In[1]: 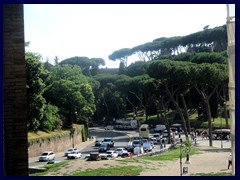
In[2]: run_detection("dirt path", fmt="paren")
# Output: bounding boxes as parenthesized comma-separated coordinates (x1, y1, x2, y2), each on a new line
(44, 146, 233, 176)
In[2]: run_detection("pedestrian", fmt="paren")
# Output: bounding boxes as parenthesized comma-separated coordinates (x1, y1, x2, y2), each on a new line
(228, 153, 232, 169)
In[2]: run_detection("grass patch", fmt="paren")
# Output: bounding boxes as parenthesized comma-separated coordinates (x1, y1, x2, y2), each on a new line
(191, 172, 233, 176)
(116, 157, 143, 163)
(141, 146, 201, 161)
(30, 161, 69, 176)
(71, 166, 143, 176)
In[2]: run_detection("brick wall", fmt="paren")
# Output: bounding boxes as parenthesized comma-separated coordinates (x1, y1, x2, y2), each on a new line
(3, 4, 28, 176)
(28, 129, 83, 157)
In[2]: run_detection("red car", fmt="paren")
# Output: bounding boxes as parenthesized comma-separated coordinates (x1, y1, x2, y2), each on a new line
(121, 152, 132, 158)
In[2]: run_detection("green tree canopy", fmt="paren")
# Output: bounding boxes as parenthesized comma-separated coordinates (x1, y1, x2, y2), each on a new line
(25, 52, 49, 131)
(60, 56, 105, 76)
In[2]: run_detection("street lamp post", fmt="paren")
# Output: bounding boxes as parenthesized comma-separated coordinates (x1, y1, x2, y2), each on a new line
(221, 107, 223, 149)
(180, 139, 183, 176)
(185, 146, 191, 164)
(179, 138, 191, 176)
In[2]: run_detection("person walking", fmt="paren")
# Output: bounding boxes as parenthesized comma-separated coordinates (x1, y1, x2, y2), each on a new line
(228, 153, 232, 169)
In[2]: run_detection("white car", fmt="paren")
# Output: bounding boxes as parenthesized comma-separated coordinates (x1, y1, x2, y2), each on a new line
(67, 151, 82, 159)
(65, 148, 78, 156)
(39, 151, 55, 162)
(115, 148, 128, 156)
(99, 150, 118, 159)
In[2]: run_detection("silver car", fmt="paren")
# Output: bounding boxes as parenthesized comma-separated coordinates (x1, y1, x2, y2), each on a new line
(39, 151, 55, 162)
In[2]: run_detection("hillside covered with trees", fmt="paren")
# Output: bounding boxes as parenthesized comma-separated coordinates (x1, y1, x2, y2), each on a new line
(26, 24, 229, 146)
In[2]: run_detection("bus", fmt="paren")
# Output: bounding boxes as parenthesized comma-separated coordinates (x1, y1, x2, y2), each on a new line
(139, 124, 150, 139)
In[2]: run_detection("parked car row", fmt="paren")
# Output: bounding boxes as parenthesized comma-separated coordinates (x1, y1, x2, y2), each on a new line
(39, 148, 82, 162)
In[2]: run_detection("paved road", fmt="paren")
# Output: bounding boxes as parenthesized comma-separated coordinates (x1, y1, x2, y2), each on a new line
(29, 128, 130, 167)
(29, 127, 231, 168)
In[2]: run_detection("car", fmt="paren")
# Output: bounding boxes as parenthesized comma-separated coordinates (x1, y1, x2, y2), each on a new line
(95, 140, 102, 147)
(105, 125, 114, 130)
(142, 139, 149, 144)
(85, 154, 90, 159)
(125, 145, 134, 152)
(153, 133, 162, 142)
(171, 123, 182, 133)
(100, 150, 118, 159)
(132, 136, 143, 141)
(154, 124, 166, 133)
(142, 143, 153, 152)
(132, 140, 141, 147)
(64, 148, 78, 156)
(67, 151, 82, 159)
(39, 151, 55, 162)
(103, 137, 114, 147)
(115, 148, 128, 156)
(99, 142, 110, 152)
(163, 130, 173, 138)
(121, 152, 132, 158)
(150, 137, 158, 145)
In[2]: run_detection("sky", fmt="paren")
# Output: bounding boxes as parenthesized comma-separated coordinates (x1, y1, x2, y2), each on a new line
(24, 4, 229, 68)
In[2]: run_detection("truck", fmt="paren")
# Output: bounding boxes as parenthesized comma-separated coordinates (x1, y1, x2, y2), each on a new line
(114, 119, 138, 130)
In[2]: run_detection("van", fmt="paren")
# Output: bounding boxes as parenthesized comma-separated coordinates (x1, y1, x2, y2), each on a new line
(139, 124, 150, 139)
(133, 146, 144, 155)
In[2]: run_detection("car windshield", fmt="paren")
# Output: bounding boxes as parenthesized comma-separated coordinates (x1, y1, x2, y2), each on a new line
(41, 153, 49, 156)
(67, 148, 75, 152)
(104, 138, 111, 142)
(101, 143, 108, 147)
(143, 143, 150, 146)
(106, 151, 112, 154)
(70, 152, 77, 154)
(153, 134, 160, 137)
(133, 141, 140, 144)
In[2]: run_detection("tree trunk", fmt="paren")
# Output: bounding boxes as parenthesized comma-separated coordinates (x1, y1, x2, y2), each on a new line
(222, 85, 229, 129)
(165, 86, 189, 141)
(195, 85, 215, 147)
(223, 102, 229, 129)
(180, 94, 191, 134)
(203, 99, 213, 146)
